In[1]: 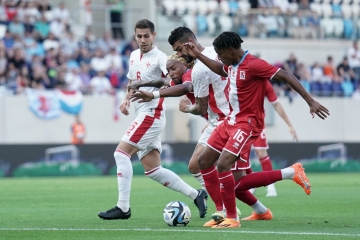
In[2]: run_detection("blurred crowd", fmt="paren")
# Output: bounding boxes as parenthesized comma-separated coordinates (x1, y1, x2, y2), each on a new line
(0, 0, 137, 96)
(160, 0, 360, 39)
(272, 41, 360, 100)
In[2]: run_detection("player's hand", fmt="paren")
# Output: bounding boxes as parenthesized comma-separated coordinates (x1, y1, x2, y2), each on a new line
(288, 126, 298, 142)
(130, 90, 154, 103)
(308, 100, 330, 119)
(179, 96, 192, 113)
(127, 80, 142, 91)
(183, 42, 200, 58)
(120, 99, 130, 115)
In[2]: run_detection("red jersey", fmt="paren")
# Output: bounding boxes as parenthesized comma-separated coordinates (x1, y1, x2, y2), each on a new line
(224, 52, 280, 132)
(265, 80, 278, 103)
(170, 69, 208, 120)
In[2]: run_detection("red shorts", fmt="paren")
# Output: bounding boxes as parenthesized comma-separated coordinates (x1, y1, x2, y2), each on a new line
(207, 121, 259, 170)
(252, 128, 269, 149)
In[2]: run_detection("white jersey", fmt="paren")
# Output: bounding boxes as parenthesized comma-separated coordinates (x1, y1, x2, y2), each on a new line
(192, 47, 229, 126)
(127, 47, 168, 117)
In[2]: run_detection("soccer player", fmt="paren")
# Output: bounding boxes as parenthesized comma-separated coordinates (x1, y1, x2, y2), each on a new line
(98, 19, 207, 220)
(183, 32, 330, 228)
(248, 80, 298, 197)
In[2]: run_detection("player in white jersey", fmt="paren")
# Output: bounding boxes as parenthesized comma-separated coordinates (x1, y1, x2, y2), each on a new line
(98, 20, 207, 221)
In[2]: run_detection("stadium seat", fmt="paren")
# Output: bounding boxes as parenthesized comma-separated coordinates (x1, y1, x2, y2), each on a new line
(238, 0, 251, 14)
(331, 2, 342, 17)
(333, 18, 344, 37)
(300, 80, 311, 93)
(341, 4, 352, 18)
(351, 4, 360, 18)
(197, 0, 209, 15)
(343, 18, 354, 39)
(206, 13, 217, 36)
(174, 0, 187, 16)
(321, 82, 333, 96)
(220, 0, 231, 15)
(196, 14, 208, 36)
(186, 0, 197, 14)
(342, 81, 354, 97)
(332, 82, 344, 96)
(163, 0, 176, 16)
(218, 14, 233, 31)
(320, 18, 334, 37)
(288, 2, 299, 13)
(321, 3, 333, 17)
(310, 3, 323, 16)
(229, 0, 239, 14)
(310, 81, 321, 96)
(208, 0, 219, 12)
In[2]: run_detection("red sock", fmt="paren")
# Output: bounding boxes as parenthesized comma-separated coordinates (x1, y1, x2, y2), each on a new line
(200, 166, 223, 211)
(235, 190, 257, 206)
(218, 171, 237, 218)
(260, 156, 273, 171)
(246, 168, 253, 175)
(235, 170, 282, 191)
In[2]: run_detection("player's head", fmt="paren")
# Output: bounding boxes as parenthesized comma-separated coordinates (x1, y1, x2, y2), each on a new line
(134, 19, 156, 54)
(166, 53, 195, 84)
(213, 32, 244, 66)
(168, 27, 197, 62)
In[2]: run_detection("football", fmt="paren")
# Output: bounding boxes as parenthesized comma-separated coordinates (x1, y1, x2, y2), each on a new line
(163, 201, 191, 226)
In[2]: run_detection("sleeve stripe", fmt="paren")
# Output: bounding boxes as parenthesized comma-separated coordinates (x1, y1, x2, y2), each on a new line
(270, 99, 279, 104)
(270, 68, 281, 80)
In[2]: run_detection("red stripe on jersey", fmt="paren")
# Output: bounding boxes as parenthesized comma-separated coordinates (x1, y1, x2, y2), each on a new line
(209, 84, 226, 121)
(129, 115, 155, 143)
(154, 97, 164, 119)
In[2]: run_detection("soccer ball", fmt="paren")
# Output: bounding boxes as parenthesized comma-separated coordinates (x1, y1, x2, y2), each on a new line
(163, 201, 191, 226)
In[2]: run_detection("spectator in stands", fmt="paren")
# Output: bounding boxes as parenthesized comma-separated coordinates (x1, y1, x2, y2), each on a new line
(77, 47, 92, 65)
(52, 1, 70, 27)
(323, 56, 339, 82)
(23, 31, 37, 61)
(0, 1, 8, 24)
(90, 48, 110, 74)
(0, 48, 7, 84)
(34, 14, 50, 41)
(337, 57, 355, 82)
(298, 0, 310, 10)
(107, 0, 125, 40)
(90, 70, 112, 96)
(105, 47, 122, 69)
(273, 0, 289, 13)
(23, 15, 34, 33)
(2, 30, 14, 50)
(311, 61, 326, 82)
(60, 31, 79, 59)
(43, 33, 59, 53)
(37, 0, 52, 13)
(24, 1, 40, 23)
(347, 41, 360, 81)
(8, 47, 25, 70)
(5, 0, 21, 21)
(307, 12, 321, 39)
(283, 53, 299, 78)
(121, 37, 138, 58)
(78, 30, 97, 54)
(78, 62, 91, 94)
(97, 31, 117, 53)
(30, 65, 51, 89)
(64, 66, 83, 91)
(16, 65, 30, 93)
(50, 17, 65, 39)
(8, 16, 25, 37)
(352, 84, 360, 99)
(5, 62, 18, 93)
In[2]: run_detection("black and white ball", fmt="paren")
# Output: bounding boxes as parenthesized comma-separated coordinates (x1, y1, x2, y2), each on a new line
(163, 201, 191, 226)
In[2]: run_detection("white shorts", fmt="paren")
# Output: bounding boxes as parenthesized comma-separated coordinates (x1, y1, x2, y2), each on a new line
(121, 113, 166, 160)
(197, 124, 216, 146)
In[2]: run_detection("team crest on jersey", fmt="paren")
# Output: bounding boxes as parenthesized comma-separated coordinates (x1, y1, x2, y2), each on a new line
(146, 62, 151, 68)
(131, 60, 134, 65)
(240, 71, 246, 80)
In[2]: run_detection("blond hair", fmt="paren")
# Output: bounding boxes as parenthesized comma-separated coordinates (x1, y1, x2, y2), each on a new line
(167, 53, 195, 69)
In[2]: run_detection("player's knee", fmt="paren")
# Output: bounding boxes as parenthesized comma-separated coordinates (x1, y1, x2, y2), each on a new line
(188, 160, 200, 174)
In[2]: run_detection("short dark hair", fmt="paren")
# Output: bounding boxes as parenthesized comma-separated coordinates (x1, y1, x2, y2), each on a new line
(213, 32, 244, 51)
(134, 19, 155, 33)
(168, 27, 196, 45)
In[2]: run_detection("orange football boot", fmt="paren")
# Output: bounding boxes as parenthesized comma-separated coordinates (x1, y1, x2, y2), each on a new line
(242, 208, 273, 220)
(291, 163, 311, 195)
(212, 218, 240, 228)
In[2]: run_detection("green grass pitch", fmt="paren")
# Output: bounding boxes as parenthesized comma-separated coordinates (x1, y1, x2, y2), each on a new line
(1, 173, 360, 240)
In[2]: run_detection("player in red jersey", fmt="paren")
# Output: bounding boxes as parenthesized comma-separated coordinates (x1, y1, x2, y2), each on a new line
(183, 32, 330, 228)
(248, 80, 298, 197)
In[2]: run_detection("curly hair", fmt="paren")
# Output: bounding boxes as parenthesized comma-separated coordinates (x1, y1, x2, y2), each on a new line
(167, 53, 195, 69)
(213, 32, 244, 51)
(168, 27, 196, 46)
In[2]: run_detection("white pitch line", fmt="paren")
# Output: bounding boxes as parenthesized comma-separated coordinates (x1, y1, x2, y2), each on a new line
(0, 228, 359, 237)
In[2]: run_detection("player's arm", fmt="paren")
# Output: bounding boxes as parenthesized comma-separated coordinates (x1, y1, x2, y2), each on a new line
(272, 101, 298, 141)
(130, 82, 193, 103)
(120, 79, 134, 116)
(179, 96, 208, 116)
(184, 42, 228, 77)
(128, 78, 171, 91)
(272, 69, 330, 119)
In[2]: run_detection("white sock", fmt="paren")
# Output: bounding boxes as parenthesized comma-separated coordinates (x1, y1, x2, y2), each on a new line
(191, 173, 205, 190)
(281, 167, 295, 179)
(267, 183, 275, 190)
(114, 150, 133, 212)
(146, 166, 198, 200)
(251, 201, 267, 214)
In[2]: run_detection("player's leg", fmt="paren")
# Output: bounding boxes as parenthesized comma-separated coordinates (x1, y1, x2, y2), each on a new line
(141, 137, 207, 218)
(188, 143, 205, 190)
(98, 140, 138, 220)
(255, 148, 277, 197)
(233, 168, 273, 221)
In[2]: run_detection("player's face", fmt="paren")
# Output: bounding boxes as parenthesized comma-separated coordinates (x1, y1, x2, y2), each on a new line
(135, 28, 156, 54)
(215, 48, 233, 66)
(172, 40, 195, 63)
(166, 59, 187, 84)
